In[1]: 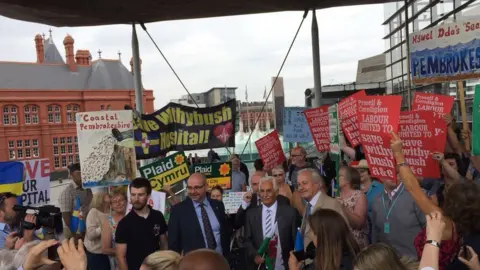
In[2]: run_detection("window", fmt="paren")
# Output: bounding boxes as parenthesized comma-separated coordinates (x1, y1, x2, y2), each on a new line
(75, 144, 79, 152)
(60, 137, 65, 144)
(17, 149, 23, 159)
(8, 141, 14, 148)
(54, 157, 60, 168)
(100, 105, 105, 110)
(33, 148, 38, 157)
(2, 105, 18, 125)
(75, 154, 79, 163)
(53, 146, 59, 155)
(74, 136, 78, 143)
(106, 105, 111, 110)
(68, 155, 73, 164)
(47, 105, 62, 123)
(53, 137, 58, 145)
(61, 156, 67, 168)
(67, 137, 72, 144)
(61, 146, 66, 154)
(32, 139, 38, 146)
(9, 150, 15, 160)
(67, 104, 79, 122)
(68, 145, 73, 154)
(24, 105, 39, 125)
(17, 140, 22, 147)
(25, 149, 31, 158)
(24, 140, 30, 147)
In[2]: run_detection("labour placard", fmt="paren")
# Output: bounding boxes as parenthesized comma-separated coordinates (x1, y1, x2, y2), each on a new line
(255, 130, 286, 170)
(338, 90, 366, 147)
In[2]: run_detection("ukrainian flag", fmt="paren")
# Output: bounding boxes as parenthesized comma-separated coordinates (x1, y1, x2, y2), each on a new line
(70, 195, 86, 234)
(0, 161, 24, 196)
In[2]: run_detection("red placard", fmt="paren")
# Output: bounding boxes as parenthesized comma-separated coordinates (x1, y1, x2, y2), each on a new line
(399, 111, 440, 178)
(255, 130, 286, 170)
(357, 95, 402, 182)
(411, 92, 454, 152)
(338, 90, 366, 147)
(304, 105, 330, 152)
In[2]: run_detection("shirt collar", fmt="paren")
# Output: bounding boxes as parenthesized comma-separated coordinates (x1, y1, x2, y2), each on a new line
(385, 183, 403, 198)
(193, 198, 210, 208)
(309, 191, 321, 206)
(0, 222, 11, 232)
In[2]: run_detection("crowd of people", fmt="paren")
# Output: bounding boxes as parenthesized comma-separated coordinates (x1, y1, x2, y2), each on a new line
(0, 114, 479, 270)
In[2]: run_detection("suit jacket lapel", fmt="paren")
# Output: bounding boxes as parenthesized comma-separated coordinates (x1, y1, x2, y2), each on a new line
(208, 198, 223, 226)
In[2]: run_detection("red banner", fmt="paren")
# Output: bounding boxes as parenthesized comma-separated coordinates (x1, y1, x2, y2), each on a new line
(357, 95, 402, 182)
(398, 111, 440, 178)
(411, 92, 454, 152)
(304, 105, 330, 152)
(338, 90, 366, 147)
(255, 130, 286, 170)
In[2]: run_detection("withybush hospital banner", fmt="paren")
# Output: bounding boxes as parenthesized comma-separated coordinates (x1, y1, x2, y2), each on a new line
(410, 19, 480, 84)
(134, 100, 236, 159)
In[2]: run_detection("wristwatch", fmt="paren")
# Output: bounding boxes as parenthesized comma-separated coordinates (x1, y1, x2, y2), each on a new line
(426, 239, 440, 248)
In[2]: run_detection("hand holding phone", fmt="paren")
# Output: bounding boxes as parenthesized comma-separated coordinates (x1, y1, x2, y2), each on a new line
(458, 245, 479, 269)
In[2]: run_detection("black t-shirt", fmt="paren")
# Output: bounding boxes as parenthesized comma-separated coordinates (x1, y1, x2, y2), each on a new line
(115, 207, 168, 270)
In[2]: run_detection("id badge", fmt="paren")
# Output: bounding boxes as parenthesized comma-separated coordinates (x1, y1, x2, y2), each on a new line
(384, 222, 390, 234)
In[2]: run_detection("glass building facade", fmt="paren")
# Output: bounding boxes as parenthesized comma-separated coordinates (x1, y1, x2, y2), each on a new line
(383, 0, 480, 121)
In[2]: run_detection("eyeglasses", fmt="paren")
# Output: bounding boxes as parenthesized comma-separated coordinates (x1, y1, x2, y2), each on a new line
(187, 184, 205, 191)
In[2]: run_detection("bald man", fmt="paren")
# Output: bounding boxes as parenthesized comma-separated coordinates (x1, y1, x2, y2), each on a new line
(179, 249, 230, 270)
(168, 173, 232, 259)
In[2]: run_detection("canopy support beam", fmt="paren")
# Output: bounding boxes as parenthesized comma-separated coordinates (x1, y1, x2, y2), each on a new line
(311, 9, 322, 107)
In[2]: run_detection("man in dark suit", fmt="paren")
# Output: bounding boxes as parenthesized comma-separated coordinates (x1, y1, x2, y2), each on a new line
(235, 173, 289, 229)
(244, 176, 298, 270)
(168, 173, 232, 258)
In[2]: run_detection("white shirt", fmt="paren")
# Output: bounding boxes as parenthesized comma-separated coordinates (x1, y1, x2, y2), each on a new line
(308, 191, 321, 208)
(262, 201, 284, 270)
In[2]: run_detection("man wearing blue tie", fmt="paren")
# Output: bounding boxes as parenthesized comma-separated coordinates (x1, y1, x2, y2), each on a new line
(168, 173, 232, 258)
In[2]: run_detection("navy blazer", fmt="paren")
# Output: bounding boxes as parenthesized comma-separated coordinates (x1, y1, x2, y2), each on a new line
(168, 197, 232, 257)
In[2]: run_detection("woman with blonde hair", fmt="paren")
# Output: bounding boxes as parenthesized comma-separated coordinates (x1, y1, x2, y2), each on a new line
(84, 192, 111, 270)
(140, 250, 181, 270)
(354, 243, 419, 270)
(101, 187, 127, 269)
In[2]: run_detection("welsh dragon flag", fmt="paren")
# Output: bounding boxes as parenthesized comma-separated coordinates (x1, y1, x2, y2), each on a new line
(257, 222, 278, 270)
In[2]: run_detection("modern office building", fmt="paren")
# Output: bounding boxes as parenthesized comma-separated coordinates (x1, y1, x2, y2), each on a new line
(170, 87, 236, 107)
(383, 0, 480, 119)
(271, 77, 285, 135)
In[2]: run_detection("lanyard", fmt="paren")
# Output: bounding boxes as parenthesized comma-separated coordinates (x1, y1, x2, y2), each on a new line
(382, 185, 405, 220)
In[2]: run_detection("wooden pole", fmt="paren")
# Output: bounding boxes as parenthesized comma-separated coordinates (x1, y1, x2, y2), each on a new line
(457, 81, 470, 151)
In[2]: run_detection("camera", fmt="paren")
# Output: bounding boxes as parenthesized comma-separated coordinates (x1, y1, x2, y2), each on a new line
(13, 204, 63, 233)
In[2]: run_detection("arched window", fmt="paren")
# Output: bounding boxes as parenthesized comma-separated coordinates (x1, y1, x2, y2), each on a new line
(47, 105, 62, 123)
(66, 104, 80, 122)
(2, 105, 18, 125)
(24, 105, 39, 125)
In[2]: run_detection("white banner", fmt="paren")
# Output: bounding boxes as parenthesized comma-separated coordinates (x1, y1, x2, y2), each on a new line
(21, 158, 51, 206)
(222, 192, 246, 214)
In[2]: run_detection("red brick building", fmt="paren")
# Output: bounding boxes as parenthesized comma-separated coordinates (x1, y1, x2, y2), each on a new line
(0, 32, 154, 177)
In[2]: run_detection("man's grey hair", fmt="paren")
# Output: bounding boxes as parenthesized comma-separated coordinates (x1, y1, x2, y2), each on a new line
(259, 176, 279, 192)
(12, 240, 43, 268)
(0, 249, 17, 270)
(271, 165, 285, 174)
(298, 168, 325, 187)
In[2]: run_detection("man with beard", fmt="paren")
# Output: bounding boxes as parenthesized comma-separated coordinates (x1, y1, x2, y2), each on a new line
(115, 178, 168, 270)
(168, 173, 231, 258)
(0, 192, 19, 249)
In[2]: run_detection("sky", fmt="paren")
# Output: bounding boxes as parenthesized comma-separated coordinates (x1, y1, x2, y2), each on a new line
(0, 4, 385, 109)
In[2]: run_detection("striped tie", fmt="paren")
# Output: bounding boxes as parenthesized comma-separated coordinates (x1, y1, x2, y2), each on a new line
(265, 209, 272, 237)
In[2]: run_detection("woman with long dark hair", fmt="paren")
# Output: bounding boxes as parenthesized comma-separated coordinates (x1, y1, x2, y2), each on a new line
(288, 209, 360, 270)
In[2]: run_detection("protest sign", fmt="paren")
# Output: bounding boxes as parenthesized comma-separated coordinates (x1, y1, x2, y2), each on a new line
(411, 92, 454, 152)
(20, 159, 50, 206)
(255, 130, 286, 170)
(127, 188, 166, 214)
(338, 90, 366, 147)
(473, 85, 480, 156)
(410, 19, 480, 84)
(328, 104, 341, 197)
(139, 152, 190, 191)
(222, 192, 246, 214)
(76, 110, 136, 188)
(357, 95, 402, 182)
(398, 111, 440, 178)
(304, 105, 330, 152)
(283, 107, 312, 143)
(134, 100, 236, 159)
(192, 162, 232, 189)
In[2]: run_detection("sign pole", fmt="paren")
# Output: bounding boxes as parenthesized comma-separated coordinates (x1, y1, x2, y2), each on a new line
(457, 81, 470, 151)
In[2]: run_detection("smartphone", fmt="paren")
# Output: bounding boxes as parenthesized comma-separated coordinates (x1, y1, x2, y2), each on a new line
(293, 250, 306, 261)
(462, 246, 472, 261)
(48, 243, 61, 262)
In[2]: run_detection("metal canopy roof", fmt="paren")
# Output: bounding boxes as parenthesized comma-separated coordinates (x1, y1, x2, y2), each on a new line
(0, 0, 391, 27)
